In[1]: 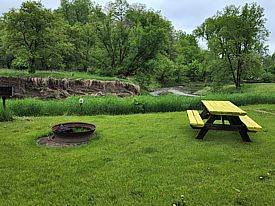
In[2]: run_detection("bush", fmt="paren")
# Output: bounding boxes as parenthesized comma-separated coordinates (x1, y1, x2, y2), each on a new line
(261, 72, 273, 83)
(0, 109, 13, 122)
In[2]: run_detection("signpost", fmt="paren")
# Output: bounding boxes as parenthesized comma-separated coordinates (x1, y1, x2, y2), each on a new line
(0, 86, 14, 110)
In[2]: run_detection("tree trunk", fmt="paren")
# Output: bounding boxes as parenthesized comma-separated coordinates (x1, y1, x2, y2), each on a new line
(29, 57, 36, 74)
(235, 58, 243, 90)
(235, 71, 241, 90)
(235, 79, 241, 90)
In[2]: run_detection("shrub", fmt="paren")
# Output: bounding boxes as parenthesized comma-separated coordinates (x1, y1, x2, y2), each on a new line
(261, 72, 273, 83)
(0, 109, 13, 122)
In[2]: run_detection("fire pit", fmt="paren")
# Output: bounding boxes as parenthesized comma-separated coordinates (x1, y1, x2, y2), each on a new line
(38, 122, 96, 147)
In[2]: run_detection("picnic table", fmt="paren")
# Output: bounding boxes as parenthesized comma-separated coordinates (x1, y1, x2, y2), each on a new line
(187, 101, 262, 142)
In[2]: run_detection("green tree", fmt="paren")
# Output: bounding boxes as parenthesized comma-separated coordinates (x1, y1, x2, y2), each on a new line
(4, 1, 55, 73)
(195, 3, 269, 89)
(60, 0, 92, 25)
(262, 52, 275, 82)
(91, 0, 172, 77)
(175, 32, 202, 65)
(173, 32, 206, 83)
(0, 18, 6, 67)
(58, 0, 95, 71)
(39, 13, 74, 70)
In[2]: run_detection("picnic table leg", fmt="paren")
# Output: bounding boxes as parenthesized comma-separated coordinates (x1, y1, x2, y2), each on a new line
(239, 130, 252, 142)
(196, 115, 216, 140)
(200, 105, 210, 119)
(228, 116, 252, 142)
(196, 127, 208, 140)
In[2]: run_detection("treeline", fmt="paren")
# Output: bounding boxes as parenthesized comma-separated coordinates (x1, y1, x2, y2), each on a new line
(0, 0, 274, 89)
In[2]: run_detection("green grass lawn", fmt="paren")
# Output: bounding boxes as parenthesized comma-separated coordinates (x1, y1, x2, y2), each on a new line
(0, 104, 275, 205)
(196, 83, 275, 96)
(220, 83, 275, 94)
(0, 68, 131, 83)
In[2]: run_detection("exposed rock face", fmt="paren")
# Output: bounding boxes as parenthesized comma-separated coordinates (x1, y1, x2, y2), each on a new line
(0, 76, 140, 99)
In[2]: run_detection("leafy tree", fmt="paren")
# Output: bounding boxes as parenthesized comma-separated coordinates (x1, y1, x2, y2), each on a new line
(60, 0, 93, 25)
(153, 54, 176, 86)
(172, 32, 206, 83)
(4, 1, 55, 73)
(0, 18, 6, 67)
(90, 0, 131, 75)
(262, 52, 275, 82)
(91, 0, 172, 77)
(195, 3, 269, 89)
(175, 32, 202, 65)
(58, 0, 95, 71)
(59, 22, 94, 71)
(38, 14, 74, 70)
(184, 60, 205, 82)
(125, 6, 171, 76)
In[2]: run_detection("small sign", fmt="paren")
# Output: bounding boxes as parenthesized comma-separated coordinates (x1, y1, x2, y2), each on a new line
(0, 86, 14, 97)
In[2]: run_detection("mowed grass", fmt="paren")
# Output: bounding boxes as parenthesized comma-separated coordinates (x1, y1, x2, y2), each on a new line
(0, 68, 131, 83)
(197, 83, 275, 95)
(221, 83, 275, 94)
(0, 104, 275, 205)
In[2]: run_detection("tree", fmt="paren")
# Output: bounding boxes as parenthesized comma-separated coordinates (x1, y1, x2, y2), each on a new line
(125, 6, 171, 76)
(195, 3, 269, 89)
(60, 0, 93, 25)
(58, 0, 95, 71)
(4, 1, 55, 73)
(175, 32, 202, 65)
(90, 0, 172, 77)
(262, 52, 275, 82)
(0, 18, 6, 67)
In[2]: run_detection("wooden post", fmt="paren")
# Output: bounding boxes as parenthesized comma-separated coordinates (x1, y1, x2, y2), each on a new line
(2, 96, 6, 110)
(0, 87, 14, 111)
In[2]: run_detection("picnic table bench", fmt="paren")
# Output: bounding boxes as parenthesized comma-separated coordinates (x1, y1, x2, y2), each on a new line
(187, 101, 262, 142)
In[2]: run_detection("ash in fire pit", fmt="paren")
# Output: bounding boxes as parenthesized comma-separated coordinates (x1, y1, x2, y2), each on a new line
(38, 122, 96, 147)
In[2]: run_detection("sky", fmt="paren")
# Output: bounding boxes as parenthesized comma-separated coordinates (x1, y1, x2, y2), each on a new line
(0, 0, 274, 53)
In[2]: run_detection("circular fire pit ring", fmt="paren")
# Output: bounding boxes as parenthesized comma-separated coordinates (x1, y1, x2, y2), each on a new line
(52, 122, 96, 144)
(37, 122, 96, 147)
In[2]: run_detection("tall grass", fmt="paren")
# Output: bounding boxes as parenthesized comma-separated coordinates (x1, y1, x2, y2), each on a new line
(3, 92, 275, 117)
(0, 108, 13, 122)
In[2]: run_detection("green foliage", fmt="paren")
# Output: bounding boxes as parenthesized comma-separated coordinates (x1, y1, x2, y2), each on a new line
(261, 71, 273, 83)
(90, 0, 172, 77)
(172, 32, 206, 84)
(0, 1, 273, 88)
(151, 54, 177, 86)
(60, 0, 92, 25)
(4, 1, 55, 73)
(175, 32, 202, 65)
(263, 53, 275, 82)
(184, 60, 205, 82)
(0, 108, 13, 122)
(195, 3, 269, 89)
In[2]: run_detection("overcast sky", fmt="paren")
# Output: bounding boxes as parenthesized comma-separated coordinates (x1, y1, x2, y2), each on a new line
(0, 0, 274, 53)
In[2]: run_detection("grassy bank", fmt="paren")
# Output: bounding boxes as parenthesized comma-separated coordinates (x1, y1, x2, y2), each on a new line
(2, 92, 275, 117)
(196, 83, 274, 95)
(0, 68, 131, 83)
(1, 75, 275, 117)
(0, 104, 274, 205)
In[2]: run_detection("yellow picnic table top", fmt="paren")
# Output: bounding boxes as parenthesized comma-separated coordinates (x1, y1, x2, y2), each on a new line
(202, 100, 247, 116)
